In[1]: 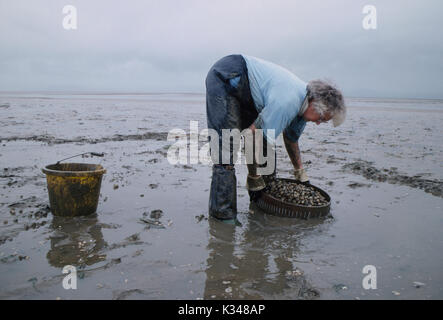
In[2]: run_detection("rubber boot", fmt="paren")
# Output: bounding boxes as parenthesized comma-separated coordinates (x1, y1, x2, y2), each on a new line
(208, 165, 237, 220)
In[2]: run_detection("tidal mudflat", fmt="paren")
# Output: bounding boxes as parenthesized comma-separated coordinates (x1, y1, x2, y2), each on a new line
(0, 93, 442, 299)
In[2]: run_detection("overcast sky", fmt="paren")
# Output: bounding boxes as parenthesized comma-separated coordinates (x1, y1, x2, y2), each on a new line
(0, 0, 442, 98)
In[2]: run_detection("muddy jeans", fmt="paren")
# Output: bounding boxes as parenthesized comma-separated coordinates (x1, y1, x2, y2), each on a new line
(205, 54, 274, 220)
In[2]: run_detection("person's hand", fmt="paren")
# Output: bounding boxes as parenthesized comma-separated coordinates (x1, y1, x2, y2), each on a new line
(246, 175, 266, 191)
(293, 168, 310, 184)
(246, 175, 266, 202)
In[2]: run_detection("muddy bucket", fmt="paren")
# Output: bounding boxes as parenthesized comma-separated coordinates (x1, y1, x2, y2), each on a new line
(42, 162, 106, 217)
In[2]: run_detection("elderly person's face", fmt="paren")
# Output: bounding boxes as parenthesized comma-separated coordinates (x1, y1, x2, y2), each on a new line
(302, 101, 332, 125)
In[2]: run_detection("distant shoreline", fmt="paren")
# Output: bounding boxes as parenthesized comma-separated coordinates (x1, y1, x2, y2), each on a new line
(0, 91, 442, 102)
(0, 91, 205, 96)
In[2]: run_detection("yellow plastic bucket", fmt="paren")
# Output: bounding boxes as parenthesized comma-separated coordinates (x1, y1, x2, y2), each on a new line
(42, 163, 106, 217)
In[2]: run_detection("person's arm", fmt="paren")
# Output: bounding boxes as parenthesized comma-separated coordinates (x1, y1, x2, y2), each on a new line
(283, 132, 302, 170)
(283, 132, 309, 183)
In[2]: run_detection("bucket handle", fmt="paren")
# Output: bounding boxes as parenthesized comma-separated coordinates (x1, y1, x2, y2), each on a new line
(56, 152, 105, 164)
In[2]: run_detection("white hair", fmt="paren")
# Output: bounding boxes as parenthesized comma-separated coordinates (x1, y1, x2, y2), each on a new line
(307, 79, 346, 127)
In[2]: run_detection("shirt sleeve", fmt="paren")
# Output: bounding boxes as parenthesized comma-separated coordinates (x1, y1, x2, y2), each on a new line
(253, 82, 303, 145)
(283, 116, 306, 142)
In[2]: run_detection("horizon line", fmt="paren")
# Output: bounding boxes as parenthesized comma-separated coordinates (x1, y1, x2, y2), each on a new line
(0, 90, 442, 101)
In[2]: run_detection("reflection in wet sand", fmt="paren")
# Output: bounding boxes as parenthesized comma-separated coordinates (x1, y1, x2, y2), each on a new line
(204, 204, 325, 299)
(47, 215, 107, 268)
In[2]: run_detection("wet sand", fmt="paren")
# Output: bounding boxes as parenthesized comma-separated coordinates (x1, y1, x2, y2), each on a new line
(0, 93, 442, 299)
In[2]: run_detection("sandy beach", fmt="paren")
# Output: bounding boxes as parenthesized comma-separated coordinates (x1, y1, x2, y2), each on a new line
(0, 92, 442, 299)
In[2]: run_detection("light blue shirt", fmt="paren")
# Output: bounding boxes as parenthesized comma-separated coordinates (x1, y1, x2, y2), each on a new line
(236, 55, 307, 144)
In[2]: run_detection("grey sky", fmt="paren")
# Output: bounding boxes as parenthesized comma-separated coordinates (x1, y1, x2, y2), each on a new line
(0, 0, 442, 98)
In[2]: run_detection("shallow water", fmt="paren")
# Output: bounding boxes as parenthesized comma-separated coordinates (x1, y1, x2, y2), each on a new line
(0, 93, 442, 299)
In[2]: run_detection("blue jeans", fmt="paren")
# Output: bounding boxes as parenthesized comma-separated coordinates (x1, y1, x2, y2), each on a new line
(205, 55, 258, 220)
